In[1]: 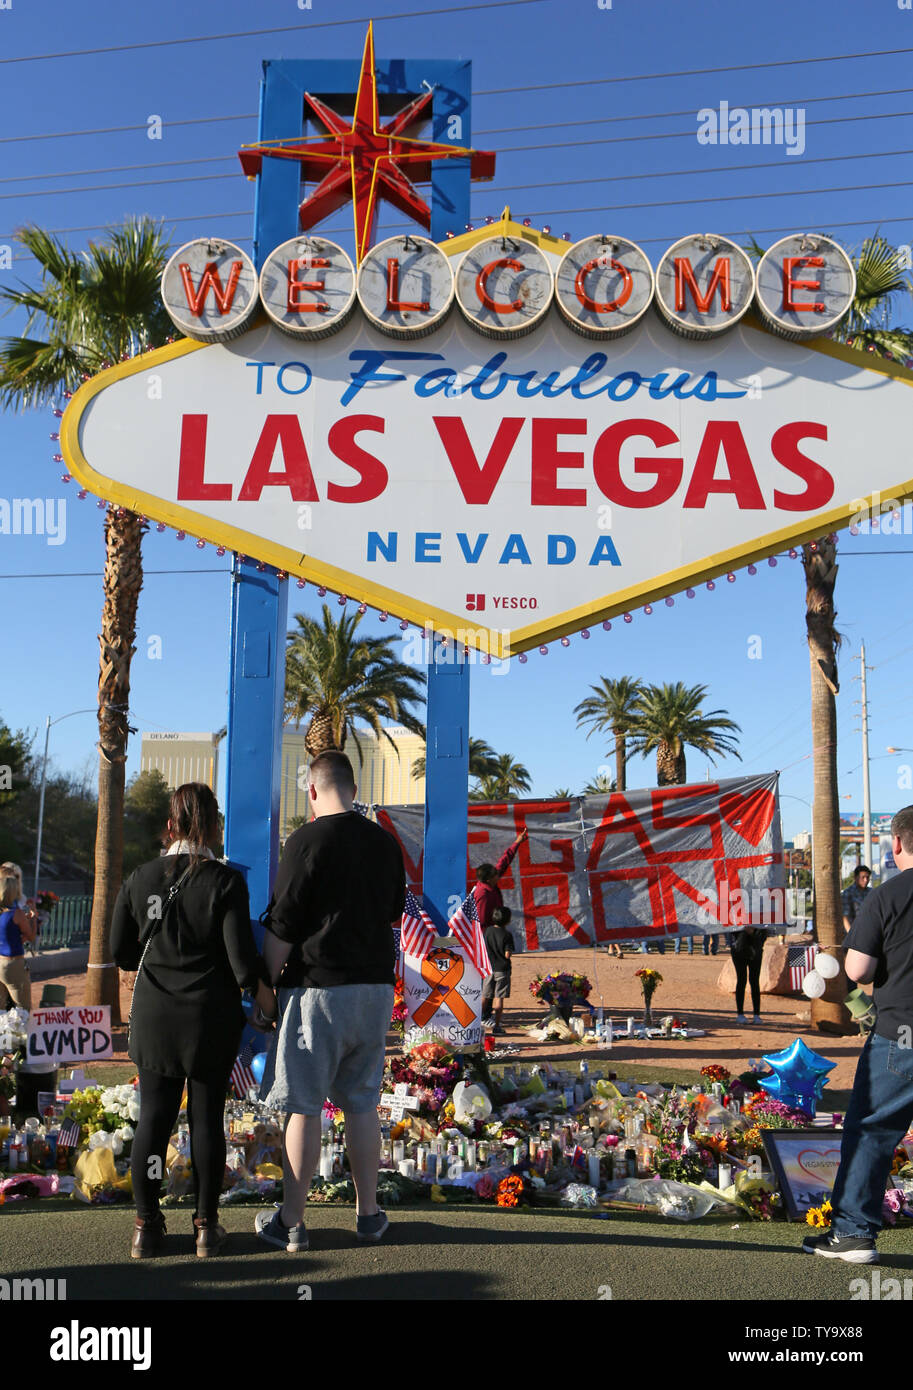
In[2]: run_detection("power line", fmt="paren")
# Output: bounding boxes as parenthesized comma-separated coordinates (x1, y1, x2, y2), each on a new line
(4, 82, 913, 152)
(6, 144, 913, 204)
(0, 568, 231, 578)
(477, 46, 913, 96)
(7, 209, 913, 258)
(0, 0, 548, 65)
(495, 107, 913, 155)
(482, 178, 913, 220)
(0, 113, 258, 147)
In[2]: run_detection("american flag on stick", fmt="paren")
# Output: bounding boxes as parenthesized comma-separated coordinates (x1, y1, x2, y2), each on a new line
(447, 889, 491, 978)
(400, 887, 436, 960)
(230, 1042, 256, 1099)
(58, 1119, 82, 1148)
(788, 943, 818, 992)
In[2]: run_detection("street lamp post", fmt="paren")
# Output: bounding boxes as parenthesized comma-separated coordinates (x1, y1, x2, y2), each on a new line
(34, 709, 97, 899)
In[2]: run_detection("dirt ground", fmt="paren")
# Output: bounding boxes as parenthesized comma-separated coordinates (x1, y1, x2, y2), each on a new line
(33, 938, 865, 1091)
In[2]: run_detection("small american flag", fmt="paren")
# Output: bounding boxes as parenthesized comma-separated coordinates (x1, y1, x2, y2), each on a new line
(447, 890, 491, 978)
(230, 1043, 256, 1099)
(788, 943, 818, 992)
(401, 887, 436, 960)
(58, 1119, 82, 1148)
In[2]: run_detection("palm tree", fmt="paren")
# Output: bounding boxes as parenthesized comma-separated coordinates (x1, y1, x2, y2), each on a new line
(582, 772, 616, 795)
(411, 737, 499, 784)
(551, 787, 573, 800)
(285, 603, 426, 760)
(0, 220, 173, 1019)
(573, 676, 642, 792)
(469, 753, 532, 802)
(801, 235, 913, 1032)
(627, 682, 741, 786)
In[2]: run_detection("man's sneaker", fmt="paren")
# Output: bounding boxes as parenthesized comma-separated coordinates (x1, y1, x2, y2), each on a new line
(752, 1014, 763, 1024)
(802, 1230, 878, 1264)
(736, 1013, 747, 1023)
(255, 1205, 308, 1252)
(356, 1209, 389, 1243)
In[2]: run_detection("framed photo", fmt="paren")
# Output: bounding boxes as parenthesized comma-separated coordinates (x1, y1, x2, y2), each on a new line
(761, 1129, 843, 1221)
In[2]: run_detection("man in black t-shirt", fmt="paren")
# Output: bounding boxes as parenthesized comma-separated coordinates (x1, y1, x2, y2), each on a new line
(804, 804, 913, 1265)
(481, 905, 515, 1034)
(255, 750, 405, 1252)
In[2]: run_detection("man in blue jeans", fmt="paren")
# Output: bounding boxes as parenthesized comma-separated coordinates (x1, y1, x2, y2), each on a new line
(804, 805, 913, 1264)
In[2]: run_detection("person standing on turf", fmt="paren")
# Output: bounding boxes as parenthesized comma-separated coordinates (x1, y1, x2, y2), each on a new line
(842, 864, 872, 938)
(256, 750, 406, 1252)
(729, 922, 766, 1025)
(481, 905, 515, 1034)
(804, 805, 913, 1264)
(112, 782, 274, 1260)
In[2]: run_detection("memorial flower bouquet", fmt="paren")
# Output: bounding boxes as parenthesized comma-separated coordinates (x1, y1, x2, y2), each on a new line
(529, 973, 592, 1004)
(634, 967, 663, 1025)
(62, 1085, 140, 1145)
(0, 1051, 19, 1102)
(390, 979, 408, 1036)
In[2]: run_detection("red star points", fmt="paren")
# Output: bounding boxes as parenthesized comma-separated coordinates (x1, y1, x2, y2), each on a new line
(239, 23, 495, 262)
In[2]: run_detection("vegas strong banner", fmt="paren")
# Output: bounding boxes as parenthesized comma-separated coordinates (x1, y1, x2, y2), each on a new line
(378, 772, 786, 950)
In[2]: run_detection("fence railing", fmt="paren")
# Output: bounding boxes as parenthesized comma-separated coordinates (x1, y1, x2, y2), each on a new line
(35, 896, 93, 950)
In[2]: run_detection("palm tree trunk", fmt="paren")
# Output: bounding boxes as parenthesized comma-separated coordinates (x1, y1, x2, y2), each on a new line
(656, 741, 679, 786)
(304, 710, 338, 757)
(614, 730, 626, 792)
(85, 509, 145, 1020)
(803, 538, 850, 1034)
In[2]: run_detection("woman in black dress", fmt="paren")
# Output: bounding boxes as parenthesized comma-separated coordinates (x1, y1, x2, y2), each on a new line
(112, 782, 275, 1259)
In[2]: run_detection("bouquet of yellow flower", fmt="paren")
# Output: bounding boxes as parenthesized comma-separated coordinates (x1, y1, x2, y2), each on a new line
(635, 967, 663, 1023)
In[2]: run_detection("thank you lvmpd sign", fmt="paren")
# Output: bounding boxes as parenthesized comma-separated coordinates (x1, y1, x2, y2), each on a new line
(27, 1006, 113, 1065)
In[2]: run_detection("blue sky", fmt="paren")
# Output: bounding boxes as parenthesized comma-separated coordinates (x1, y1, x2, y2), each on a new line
(1, 0, 912, 848)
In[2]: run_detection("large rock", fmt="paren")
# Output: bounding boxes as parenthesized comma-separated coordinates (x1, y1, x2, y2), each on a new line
(716, 941, 794, 996)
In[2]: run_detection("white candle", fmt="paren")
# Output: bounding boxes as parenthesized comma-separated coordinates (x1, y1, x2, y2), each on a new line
(718, 1163, 733, 1190)
(588, 1151, 601, 1188)
(398, 1158, 415, 1178)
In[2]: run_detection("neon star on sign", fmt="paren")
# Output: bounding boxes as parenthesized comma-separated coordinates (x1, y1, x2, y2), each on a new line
(237, 23, 496, 263)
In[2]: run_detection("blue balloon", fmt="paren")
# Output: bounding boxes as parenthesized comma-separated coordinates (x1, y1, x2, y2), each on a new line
(250, 1051, 267, 1085)
(757, 1036, 836, 1117)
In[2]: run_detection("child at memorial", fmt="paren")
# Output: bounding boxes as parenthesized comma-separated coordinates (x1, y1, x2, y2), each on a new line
(0, 873, 36, 1008)
(112, 782, 275, 1260)
(481, 906, 515, 1034)
(729, 922, 767, 1024)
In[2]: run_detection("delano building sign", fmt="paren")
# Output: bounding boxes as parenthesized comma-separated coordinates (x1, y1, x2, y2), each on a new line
(62, 211, 912, 657)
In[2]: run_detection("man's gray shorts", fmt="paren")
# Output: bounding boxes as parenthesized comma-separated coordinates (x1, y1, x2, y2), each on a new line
(259, 983, 394, 1115)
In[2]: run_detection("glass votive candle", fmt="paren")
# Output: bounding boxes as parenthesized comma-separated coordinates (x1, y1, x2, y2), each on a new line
(398, 1158, 416, 1178)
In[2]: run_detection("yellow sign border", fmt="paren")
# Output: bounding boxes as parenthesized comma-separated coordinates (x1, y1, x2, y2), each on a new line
(61, 218, 913, 658)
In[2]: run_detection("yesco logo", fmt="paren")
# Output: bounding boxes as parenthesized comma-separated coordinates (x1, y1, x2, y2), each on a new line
(50, 1321, 151, 1372)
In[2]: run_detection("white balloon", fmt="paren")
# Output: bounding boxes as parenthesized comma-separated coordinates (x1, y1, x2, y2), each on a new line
(815, 953, 840, 980)
(802, 969, 826, 999)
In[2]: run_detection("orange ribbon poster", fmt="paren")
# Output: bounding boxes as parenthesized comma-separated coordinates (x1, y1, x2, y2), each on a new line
(403, 943, 483, 1046)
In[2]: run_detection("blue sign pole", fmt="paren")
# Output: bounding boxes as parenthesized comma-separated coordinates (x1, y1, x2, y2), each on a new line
(422, 60, 473, 930)
(223, 61, 300, 929)
(223, 48, 475, 936)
